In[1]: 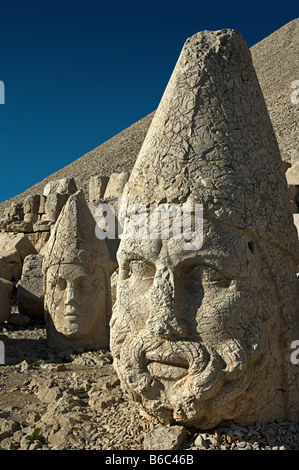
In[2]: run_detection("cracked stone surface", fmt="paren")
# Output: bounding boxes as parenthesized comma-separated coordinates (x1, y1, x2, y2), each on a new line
(43, 190, 112, 353)
(110, 29, 299, 430)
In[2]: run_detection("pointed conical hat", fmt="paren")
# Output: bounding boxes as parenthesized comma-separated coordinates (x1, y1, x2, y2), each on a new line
(122, 29, 298, 260)
(43, 189, 110, 269)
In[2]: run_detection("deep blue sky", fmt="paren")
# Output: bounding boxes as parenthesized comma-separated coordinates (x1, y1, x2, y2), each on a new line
(0, 0, 297, 202)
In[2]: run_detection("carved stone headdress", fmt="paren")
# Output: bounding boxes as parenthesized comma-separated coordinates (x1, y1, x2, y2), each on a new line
(123, 29, 298, 260)
(43, 189, 111, 271)
(115, 29, 299, 420)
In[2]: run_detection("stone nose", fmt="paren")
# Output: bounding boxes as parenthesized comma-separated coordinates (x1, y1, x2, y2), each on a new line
(65, 284, 78, 306)
(146, 266, 187, 340)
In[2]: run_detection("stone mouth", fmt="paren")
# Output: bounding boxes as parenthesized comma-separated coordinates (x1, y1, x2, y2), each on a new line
(144, 350, 190, 380)
(146, 360, 188, 380)
(145, 351, 190, 369)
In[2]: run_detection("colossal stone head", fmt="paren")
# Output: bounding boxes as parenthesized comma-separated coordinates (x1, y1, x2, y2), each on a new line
(110, 29, 299, 429)
(43, 190, 112, 353)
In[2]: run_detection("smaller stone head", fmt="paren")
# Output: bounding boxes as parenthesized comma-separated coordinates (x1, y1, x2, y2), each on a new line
(43, 190, 112, 353)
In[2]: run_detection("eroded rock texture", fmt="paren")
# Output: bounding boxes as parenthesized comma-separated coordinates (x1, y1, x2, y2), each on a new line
(43, 190, 112, 353)
(110, 29, 299, 429)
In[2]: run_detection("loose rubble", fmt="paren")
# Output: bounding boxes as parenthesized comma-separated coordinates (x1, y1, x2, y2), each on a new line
(0, 320, 298, 450)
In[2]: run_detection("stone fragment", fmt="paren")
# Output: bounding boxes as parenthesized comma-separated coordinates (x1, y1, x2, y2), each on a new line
(43, 177, 77, 197)
(43, 189, 112, 353)
(0, 232, 37, 262)
(194, 434, 208, 449)
(143, 425, 187, 450)
(0, 250, 22, 281)
(42, 193, 69, 224)
(0, 279, 11, 323)
(286, 161, 299, 185)
(23, 195, 40, 224)
(103, 172, 129, 199)
(16, 254, 44, 321)
(89, 175, 110, 201)
(26, 232, 50, 254)
(110, 29, 299, 430)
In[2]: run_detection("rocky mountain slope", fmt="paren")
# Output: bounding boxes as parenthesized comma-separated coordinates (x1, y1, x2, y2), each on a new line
(0, 18, 298, 217)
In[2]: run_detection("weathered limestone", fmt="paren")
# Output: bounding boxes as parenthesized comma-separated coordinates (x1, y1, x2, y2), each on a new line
(143, 425, 187, 450)
(0, 232, 38, 262)
(26, 232, 50, 254)
(33, 177, 78, 229)
(89, 175, 110, 202)
(286, 162, 299, 214)
(0, 232, 37, 281)
(110, 29, 299, 429)
(23, 195, 41, 224)
(43, 189, 112, 353)
(0, 202, 24, 230)
(17, 254, 45, 321)
(0, 279, 11, 323)
(41, 193, 69, 224)
(103, 172, 129, 199)
(42, 177, 77, 198)
(0, 250, 22, 281)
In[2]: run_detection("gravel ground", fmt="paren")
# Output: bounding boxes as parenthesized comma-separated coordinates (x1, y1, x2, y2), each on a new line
(0, 318, 298, 451)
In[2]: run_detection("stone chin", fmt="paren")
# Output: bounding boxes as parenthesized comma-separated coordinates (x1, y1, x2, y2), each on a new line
(112, 324, 269, 429)
(55, 317, 83, 339)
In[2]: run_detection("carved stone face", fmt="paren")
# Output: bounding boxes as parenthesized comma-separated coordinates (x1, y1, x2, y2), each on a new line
(45, 262, 107, 347)
(110, 221, 279, 428)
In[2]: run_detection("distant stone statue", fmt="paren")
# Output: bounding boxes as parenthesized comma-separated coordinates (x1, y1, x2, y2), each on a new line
(43, 190, 112, 353)
(110, 29, 299, 429)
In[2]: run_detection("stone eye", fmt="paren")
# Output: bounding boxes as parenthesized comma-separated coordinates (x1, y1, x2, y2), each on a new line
(57, 277, 67, 291)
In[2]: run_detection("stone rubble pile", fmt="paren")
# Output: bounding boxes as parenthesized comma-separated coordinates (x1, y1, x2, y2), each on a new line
(0, 327, 298, 451)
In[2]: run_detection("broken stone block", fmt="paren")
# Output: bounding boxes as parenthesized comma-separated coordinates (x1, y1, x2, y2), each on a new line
(0, 279, 11, 323)
(0, 232, 37, 262)
(143, 425, 187, 450)
(23, 195, 41, 224)
(89, 175, 110, 201)
(26, 232, 50, 254)
(43, 177, 77, 198)
(286, 161, 299, 185)
(17, 254, 44, 321)
(38, 195, 47, 215)
(4, 202, 24, 222)
(103, 172, 129, 199)
(0, 250, 22, 281)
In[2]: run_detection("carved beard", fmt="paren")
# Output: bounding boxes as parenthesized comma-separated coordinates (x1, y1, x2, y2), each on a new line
(111, 316, 270, 429)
